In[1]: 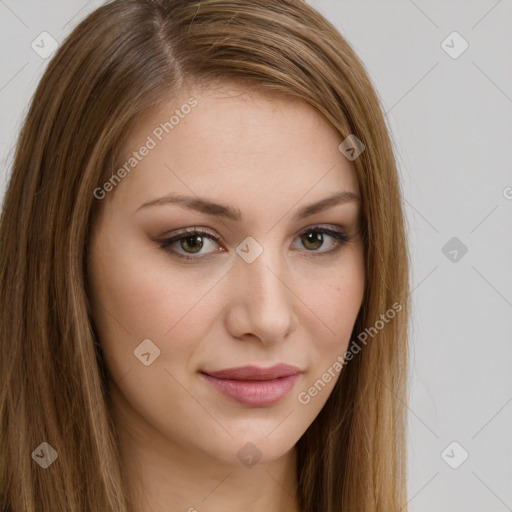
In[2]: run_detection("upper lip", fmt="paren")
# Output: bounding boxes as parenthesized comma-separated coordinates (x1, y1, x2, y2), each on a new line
(201, 364, 302, 381)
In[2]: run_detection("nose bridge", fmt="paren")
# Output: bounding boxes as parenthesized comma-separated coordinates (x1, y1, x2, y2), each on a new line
(243, 243, 283, 299)
(230, 236, 297, 341)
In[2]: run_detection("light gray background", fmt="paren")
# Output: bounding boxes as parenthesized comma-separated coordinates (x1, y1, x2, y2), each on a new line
(1, 1, 511, 510)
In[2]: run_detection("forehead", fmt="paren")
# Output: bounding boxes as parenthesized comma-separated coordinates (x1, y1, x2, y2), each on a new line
(110, 83, 360, 215)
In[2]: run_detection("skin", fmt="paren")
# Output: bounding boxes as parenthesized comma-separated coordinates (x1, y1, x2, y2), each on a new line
(87, 83, 365, 512)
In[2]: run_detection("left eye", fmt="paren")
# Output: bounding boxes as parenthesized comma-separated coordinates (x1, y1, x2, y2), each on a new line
(293, 228, 350, 252)
(158, 226, 351, 261)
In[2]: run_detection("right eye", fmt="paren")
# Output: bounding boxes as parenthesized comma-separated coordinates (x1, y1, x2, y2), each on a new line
(158, 228, 225, 261)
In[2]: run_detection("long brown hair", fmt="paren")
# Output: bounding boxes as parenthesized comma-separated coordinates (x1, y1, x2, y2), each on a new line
(0, 1, 410, 510)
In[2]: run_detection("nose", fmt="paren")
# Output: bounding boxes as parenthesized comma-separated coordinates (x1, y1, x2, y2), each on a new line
(224, 241, 298, 344)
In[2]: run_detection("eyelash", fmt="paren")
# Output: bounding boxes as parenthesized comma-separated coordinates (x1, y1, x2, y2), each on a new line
(157, 225, 352, 262)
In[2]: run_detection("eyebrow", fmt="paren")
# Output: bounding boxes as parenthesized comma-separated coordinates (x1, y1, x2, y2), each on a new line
(134, 190, 360, 221)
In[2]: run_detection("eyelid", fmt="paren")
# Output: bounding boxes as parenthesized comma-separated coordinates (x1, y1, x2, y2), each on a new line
(163, 226, 223, 241)
(296, 224, 350, 239)
(161, 224, 348, 241)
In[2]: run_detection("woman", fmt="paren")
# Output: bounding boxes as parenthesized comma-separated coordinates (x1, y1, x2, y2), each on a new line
(0, 0, 410, 510)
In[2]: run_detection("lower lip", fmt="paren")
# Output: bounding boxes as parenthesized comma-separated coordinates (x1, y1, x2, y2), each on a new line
(200, 373, 300, 407)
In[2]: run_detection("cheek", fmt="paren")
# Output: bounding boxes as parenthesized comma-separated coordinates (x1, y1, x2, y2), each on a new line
(293, 260, 364, 409)
(306, 251, 365, 342)
(298, 252, 365, 392)
(319, 277, 363, 327)
(87, 226, 222, 381)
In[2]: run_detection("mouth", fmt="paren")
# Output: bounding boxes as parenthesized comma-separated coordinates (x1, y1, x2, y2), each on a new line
(200, 364, 302, 407)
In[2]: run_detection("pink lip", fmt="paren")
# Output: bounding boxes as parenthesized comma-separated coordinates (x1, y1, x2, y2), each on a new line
(200, 364, 302, 407)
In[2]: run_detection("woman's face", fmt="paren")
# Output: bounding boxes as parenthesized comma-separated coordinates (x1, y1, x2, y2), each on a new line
(87, 83, 365, 468)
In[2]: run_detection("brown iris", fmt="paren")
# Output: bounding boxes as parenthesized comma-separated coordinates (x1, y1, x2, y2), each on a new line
(301, 231, 323, 250)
